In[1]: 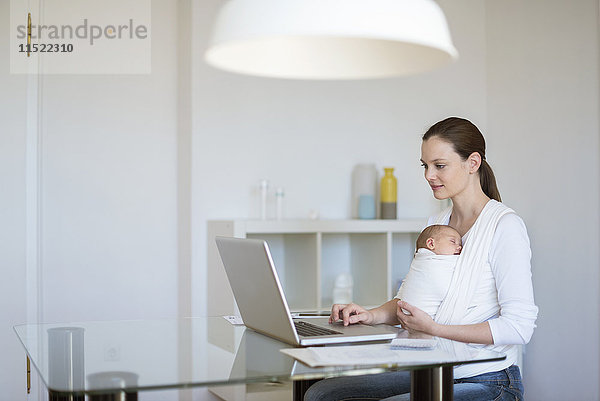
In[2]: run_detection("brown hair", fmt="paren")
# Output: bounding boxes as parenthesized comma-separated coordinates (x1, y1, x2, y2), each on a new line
(423, 117, 501, 202)
(417, 225, 449, 249)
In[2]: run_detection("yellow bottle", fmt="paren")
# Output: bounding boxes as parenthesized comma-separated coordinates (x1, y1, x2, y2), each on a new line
(380, 167, 397, 219)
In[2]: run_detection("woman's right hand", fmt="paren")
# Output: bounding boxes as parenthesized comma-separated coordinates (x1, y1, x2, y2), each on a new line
(329, 303, 375, 326)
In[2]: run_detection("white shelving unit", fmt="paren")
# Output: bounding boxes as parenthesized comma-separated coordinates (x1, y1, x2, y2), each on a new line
(207, 219, 426, 317)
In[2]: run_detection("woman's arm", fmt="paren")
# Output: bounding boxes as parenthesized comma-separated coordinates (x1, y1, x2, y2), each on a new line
(397, 300, 494, 344)
(329, 298, 401, 326)
(487, 214, 538, 344)
(370, 298, 403, 325)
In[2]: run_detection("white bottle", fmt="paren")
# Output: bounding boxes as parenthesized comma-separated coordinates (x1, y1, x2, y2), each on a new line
(259, 179, 269, 220)
(332, 273, 354, 304)
(275, 187, 284, 220)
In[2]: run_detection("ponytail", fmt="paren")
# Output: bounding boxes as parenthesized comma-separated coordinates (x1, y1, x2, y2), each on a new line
(479, 159, 501, 202)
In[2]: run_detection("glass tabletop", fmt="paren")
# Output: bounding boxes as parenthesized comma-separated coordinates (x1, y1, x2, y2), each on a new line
(14, 317, 505, 396)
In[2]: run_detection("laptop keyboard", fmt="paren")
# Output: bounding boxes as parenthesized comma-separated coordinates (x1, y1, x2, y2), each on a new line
(294, 320, 342, 337)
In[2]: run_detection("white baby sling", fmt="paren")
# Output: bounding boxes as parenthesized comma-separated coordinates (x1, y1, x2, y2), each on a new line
(432, 200, 514, 326)
(397, 250, 457, 318)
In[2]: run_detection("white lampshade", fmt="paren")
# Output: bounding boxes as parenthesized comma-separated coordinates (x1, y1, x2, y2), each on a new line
(204, 0, 459, 80)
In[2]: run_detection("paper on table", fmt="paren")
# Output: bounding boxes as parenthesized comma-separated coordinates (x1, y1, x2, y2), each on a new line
(390, 331, 437, 349)
(391, 337, 437, 349)
(281, 343, 455, 368)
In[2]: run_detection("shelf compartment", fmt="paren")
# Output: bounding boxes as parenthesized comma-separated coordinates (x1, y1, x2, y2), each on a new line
(247, 233, 318, 311)
(320, 233, 387, 310)
(391, 233, 419, 299)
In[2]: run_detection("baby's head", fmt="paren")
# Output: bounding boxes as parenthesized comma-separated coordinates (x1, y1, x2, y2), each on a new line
(416, 225, 462, 255)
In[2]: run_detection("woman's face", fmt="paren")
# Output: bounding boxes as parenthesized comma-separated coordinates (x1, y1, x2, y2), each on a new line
(420, 137, 471, 200)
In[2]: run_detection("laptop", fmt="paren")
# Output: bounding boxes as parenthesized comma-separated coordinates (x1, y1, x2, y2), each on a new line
(215, 236, 399, 346)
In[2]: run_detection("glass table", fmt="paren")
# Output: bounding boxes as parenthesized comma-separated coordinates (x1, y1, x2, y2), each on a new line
(15, 317, 506, 401)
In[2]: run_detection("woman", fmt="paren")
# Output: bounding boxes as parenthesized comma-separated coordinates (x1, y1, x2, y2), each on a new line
(305, 117, 538, 401)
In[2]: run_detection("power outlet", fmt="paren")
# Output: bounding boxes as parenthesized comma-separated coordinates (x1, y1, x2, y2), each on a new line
(104, 344, 121, 361)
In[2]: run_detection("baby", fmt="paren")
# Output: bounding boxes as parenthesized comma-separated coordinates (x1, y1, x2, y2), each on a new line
(396, 225, 463, 319)
(415, 224, 462, 256)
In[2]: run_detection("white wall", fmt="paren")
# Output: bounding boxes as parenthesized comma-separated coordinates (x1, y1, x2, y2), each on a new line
(0, 0, 182, 399)
(0, 1, 28, 399)
(486, 1, 600, 399)
(38, 0, 179, 323)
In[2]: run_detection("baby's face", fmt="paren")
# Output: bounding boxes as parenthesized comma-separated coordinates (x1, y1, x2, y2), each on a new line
(431, 228, 462, 255)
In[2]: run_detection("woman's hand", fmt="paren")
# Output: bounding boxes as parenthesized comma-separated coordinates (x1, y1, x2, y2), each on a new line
(396, 300, 439, 335)
(397, 300, 495, 343)
(329, 303, 375, 326)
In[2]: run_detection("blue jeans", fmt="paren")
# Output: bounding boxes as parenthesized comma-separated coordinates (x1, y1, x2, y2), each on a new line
(304, 365, 524, 401)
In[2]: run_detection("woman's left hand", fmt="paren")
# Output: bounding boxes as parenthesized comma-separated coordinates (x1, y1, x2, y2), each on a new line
(396, 300, 438, 335)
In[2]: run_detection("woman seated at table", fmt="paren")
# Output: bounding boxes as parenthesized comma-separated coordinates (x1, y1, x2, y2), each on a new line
(305, 117, 538, 401)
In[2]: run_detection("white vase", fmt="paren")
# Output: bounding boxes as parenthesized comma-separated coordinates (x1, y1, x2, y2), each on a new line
(352, 164, 377, 219)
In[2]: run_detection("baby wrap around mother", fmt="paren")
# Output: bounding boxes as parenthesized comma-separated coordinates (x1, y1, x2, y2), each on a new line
(305, 117, 538, 401)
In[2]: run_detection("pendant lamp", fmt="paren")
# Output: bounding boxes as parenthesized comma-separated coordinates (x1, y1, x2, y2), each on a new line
(204, 0, 458, 80)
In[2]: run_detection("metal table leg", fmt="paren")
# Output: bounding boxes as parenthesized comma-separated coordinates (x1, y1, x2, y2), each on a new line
(48, 390, 84, 401)
(293, 379, 321, 401)
(86, 372, 139, 401)
(48, 389, 137, 401)
(411, 366, 453, 401)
